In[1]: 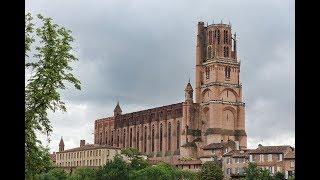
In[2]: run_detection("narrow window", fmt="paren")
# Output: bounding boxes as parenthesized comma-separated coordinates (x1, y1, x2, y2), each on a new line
(206, 66, 210, 79)
(207, 46, 212, 59)
(144, 126, 147, 153)
(117, 130, 119, 147)
(136, 128, 139, 150)
(160, 124, 163, 151)
(123, 129, 126, 147)
(217, 30, 220, 44)
(152, 125, 155, 152)
(168, 122, 171, 151)
(105, 131, 109, 144)
(177, 121, 180, 149)
(130, 128, 132, 147)
(111, 130, 113, 145)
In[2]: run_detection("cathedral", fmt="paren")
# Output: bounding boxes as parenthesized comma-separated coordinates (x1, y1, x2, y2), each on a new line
(94, 21, 247, 165)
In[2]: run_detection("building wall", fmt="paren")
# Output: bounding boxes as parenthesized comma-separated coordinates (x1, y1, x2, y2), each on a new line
(95, 103, 183, 157)
(222, 156, 248, 180)
(55, 148, 120, 167)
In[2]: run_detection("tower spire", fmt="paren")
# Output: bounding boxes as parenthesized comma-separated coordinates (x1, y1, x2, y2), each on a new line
(59, 136, 65, 152)
(114, 100, 122, 116)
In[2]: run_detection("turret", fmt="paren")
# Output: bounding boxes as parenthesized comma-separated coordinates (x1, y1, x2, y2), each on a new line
(184, 79, 193, 102)
(59, 137, 64, 152)
(114, 101, 122, 116)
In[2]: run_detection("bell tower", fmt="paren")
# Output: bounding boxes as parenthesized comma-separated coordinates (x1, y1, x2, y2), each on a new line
(195, 21, 247, 149)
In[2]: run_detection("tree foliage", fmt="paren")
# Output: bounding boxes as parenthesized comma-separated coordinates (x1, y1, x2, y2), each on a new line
(273, 172, 285, 180)
(34, 168, 68, 180)
(95, 154, 129, 180)
(199, 161, 223, 180)
(121, 147, 142, 159)
(25, 12, 81, 178)
(68, 167, 97, 180)
(242, 163, 273, 180)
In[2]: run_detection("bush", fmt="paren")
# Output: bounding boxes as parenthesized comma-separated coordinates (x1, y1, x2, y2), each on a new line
(156, 151, 163, 157)
(68, 167, 97, 180)
(34, 168, 68, 180)
(95, 154, 129, 180)
(274, 171, 285, 180)
(165, 151, 172, 156)
(199, 161, 223, 180)
(130, 162, 181, 180)
(147, 152, 154, 158)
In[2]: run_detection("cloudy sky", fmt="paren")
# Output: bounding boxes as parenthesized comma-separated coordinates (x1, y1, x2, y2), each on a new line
(26, 0, 294, 153)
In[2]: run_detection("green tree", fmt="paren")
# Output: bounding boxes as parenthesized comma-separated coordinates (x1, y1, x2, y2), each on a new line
(273, 172, 285, 180)
(199, 161, 223, 180)
(34, 168, 68, 180)
(130, 162, 180, 180)
(129, 156, 150, 171)
(96, 154, 129, 180)
(121, 147, 142, 159)
(243, 163, 273, 180)
(25, 12, 81, 178)
(68, 167, 97, 180)
(288, 176, 295, 180)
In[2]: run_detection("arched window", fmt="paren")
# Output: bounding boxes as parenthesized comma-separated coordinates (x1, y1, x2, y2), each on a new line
(217, 30, 220, 44)
(168, 122, 171, 151)
(152, 125, 155, 152)
(144, 126, 147, 153)
(177, 121, 180, 149)
(130, 128, 132, 147)
(160, 124, 163, 151)
(207, 46, 212, 59)
(136, 128, 139, 150)
(209, 31, 212, 44)
(123, 129, 126, 147)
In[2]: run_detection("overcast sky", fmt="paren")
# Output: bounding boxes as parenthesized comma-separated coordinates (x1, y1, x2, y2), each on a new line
(26, 0, 294, 153)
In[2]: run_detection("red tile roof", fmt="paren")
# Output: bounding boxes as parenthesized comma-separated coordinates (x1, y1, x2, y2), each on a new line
(250, 145, 293, 154)
(223, 149, 251, 158)
(56, 144, 121, 153)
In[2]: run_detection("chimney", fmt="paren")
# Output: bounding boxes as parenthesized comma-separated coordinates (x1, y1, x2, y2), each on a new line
(80, 140, 85, 147)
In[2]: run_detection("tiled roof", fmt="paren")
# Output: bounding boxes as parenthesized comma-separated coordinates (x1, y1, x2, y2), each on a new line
(203, 140, 235, 150)
(223, 149, 251, 158)
(250, 145, 292, 154)
(284, 150, 295, 159)
(172, 159, 202, 165)
(57, 144, 121, 153)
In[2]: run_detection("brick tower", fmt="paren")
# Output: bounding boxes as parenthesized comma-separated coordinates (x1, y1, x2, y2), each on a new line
(195, 21, 247, 149)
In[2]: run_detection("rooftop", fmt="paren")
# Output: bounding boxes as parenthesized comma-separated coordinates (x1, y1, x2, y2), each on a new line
(250, 145, 293, 154)
(56, 144, 120, 153)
